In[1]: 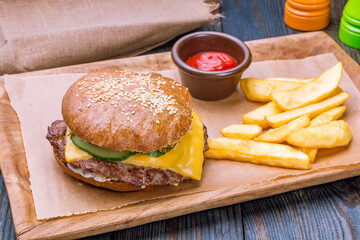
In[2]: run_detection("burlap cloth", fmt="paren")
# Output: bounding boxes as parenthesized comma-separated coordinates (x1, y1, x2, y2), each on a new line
(0, 0, 219, 75)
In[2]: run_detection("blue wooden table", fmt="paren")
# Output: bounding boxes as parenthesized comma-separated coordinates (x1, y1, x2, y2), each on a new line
(1, 0, 359, 239)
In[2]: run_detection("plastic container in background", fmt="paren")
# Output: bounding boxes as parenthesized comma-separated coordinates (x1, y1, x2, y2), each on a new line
(339, 0, 360, 49)
(284, 0, 331, 31)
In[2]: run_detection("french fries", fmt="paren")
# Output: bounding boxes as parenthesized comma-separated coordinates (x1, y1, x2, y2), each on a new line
(221, 124, 262, 140)
(309, 105, 347, 127)
(242, 102, 282, 128)
(303, 148, 317, 163)
(240, 77, 313, 102)
(328, 87, 344, 97)
(303, 105, 347, 162)
(266, 91, 350, 128)
(254, 114, 310, 143)
(207, 61, 352, 169)
(271, 62, 343, 110)
(205, 137, 310, 170)
(286, 120, 352, 148)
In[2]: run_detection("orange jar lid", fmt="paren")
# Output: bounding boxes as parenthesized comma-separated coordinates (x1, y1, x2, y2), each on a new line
(284, 0, 331, 31)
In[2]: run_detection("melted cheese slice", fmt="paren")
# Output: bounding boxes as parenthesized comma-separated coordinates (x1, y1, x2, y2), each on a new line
(65, 129, 92, 161)
(65, 112, 205, 180)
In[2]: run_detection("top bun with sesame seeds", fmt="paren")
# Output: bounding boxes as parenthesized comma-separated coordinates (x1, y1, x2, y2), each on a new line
(62, 71, 193, 153)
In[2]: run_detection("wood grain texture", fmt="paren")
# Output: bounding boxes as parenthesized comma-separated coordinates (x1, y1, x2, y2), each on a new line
(242, 177, 360, 239)
(82, 205, 243, 240)
(77, 1, 360, 239)
(0, 0, 359, 239)
(325, 0, 360, 64)
(149, 0, 359, 64)
(0, 32, 359, 239)
(0, 174, 16, 240)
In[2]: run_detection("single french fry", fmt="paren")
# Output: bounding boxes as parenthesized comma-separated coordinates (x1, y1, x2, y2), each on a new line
(242, 102, 282, 128)
(205, 137, 310, 170)
(266, 91, 350, 128)
(310, 105, 347, 127)
(240, 77, 313, 102)
(271, 62, 343, 110)
(303, 148, 317, 163)
(254, 114, 310, 143)
(302, 105, 347, 162)
(286, 120, 352, 148)
(328, 87, 343, 97)
(221, 124, 262, 140)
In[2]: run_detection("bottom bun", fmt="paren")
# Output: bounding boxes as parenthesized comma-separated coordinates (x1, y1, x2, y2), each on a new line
(54, 152, 150, 192)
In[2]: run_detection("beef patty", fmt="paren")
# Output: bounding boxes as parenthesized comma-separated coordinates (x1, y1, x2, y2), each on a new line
(46, 120, 208, 188)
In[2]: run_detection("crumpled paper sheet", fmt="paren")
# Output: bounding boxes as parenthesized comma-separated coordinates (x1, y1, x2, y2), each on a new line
(4, 53, 360, 220)
(0, 0, 219, 75)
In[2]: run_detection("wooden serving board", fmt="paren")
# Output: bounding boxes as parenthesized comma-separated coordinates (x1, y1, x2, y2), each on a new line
(0, 31, 359, 240)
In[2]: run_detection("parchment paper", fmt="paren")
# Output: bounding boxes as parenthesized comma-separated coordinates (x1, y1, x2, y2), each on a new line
(0, 0, 219, 75)
(4, 53, 360, 220)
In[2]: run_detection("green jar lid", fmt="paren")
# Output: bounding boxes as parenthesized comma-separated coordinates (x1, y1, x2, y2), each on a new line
(339, 0, 360, 49)
(343, 11, 360, 27)
(343, 0, 360, 21)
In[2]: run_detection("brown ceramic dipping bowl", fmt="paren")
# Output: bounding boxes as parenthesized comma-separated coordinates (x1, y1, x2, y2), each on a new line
(171, 31, 252, 101)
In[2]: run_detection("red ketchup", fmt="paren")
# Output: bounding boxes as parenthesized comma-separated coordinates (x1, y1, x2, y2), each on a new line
(185, 52, 238, 71)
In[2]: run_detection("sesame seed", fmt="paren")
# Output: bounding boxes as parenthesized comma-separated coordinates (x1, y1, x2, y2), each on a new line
(78, 72, 180, 115)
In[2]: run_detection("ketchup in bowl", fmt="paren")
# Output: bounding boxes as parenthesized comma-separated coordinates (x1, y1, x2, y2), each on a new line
(185, 52, 238, 71)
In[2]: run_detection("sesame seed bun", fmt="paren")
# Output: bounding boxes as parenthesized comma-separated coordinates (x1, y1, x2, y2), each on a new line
(62, 71, 193, 152)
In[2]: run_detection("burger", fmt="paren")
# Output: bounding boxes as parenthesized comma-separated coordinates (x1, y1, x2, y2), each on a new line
(46, 71, 208, 191)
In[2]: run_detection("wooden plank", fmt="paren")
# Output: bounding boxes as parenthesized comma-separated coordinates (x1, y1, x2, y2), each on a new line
(221, 0, 359, 65)
(110, 204, 243, 239)
(0, 174, 16, 240)
(221, 0, 299, 41)
(242, 177, 360, 239)
(97, 0, 360, 239)
(224, 0, 359, 238)
(52, 1, 360, 239)
(0, 31, 359, 239)
(1, 0, 359, 239)
(17, 164, 360, 239)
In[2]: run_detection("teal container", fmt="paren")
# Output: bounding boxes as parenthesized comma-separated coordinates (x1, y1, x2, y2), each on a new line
(339, 0, 360, 49)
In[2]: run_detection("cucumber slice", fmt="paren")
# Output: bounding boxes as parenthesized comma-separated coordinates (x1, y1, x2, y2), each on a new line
(144, 145, 175, 157)
(70, 134, 136, 161)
